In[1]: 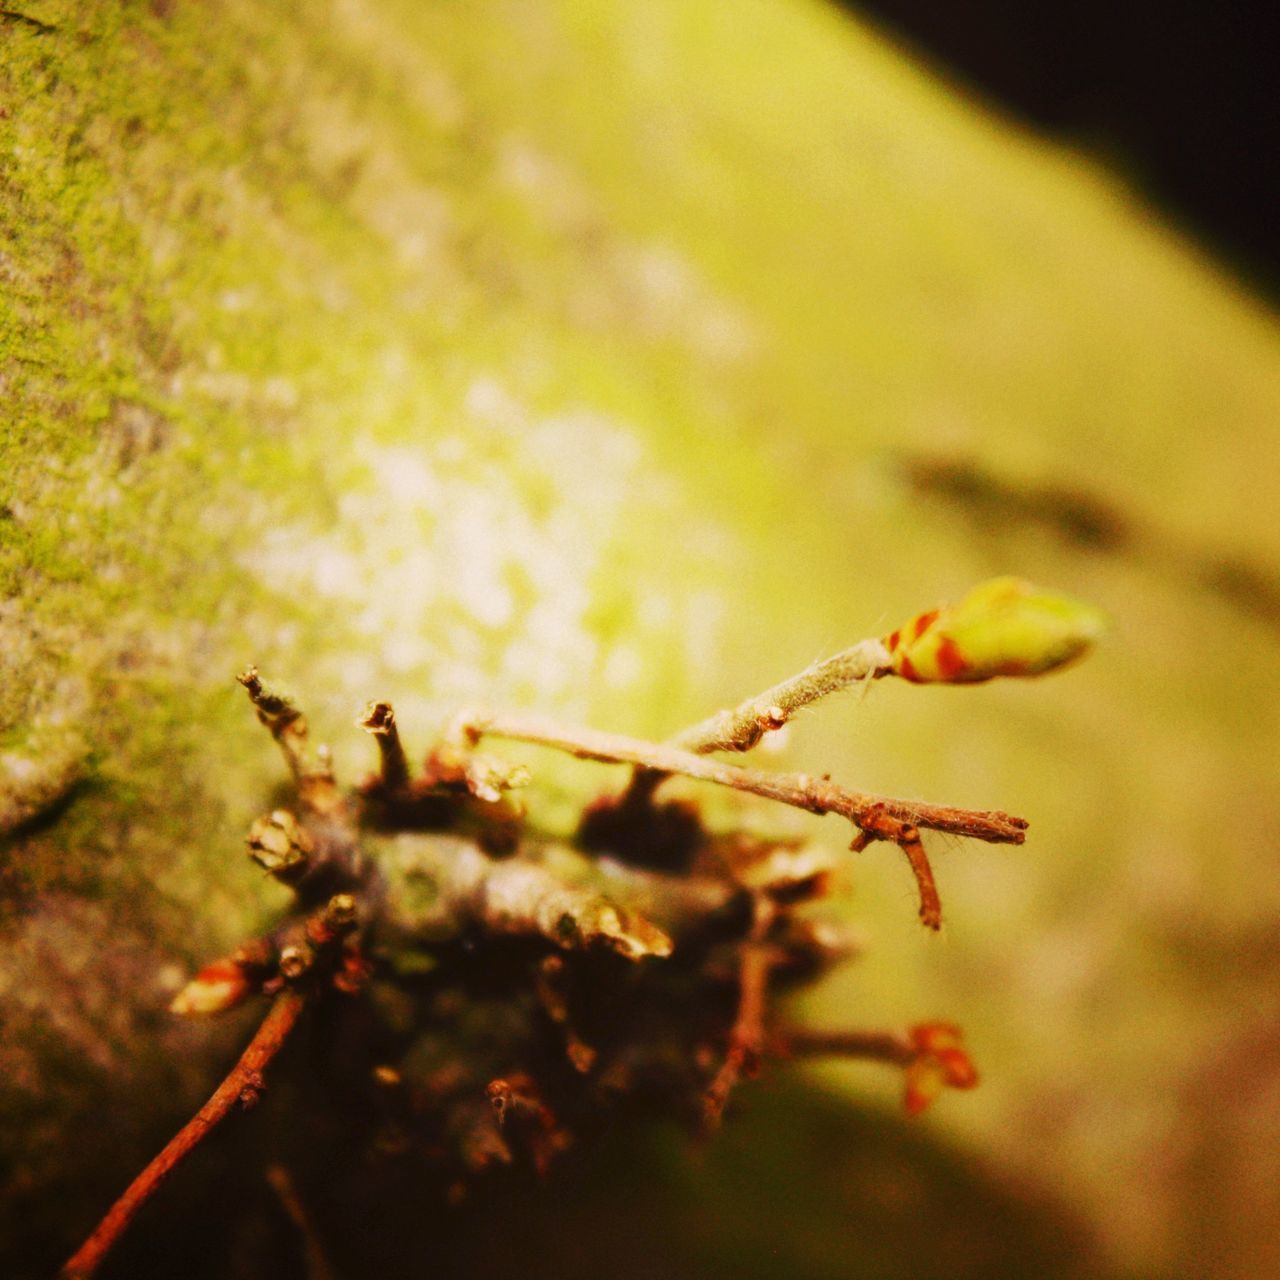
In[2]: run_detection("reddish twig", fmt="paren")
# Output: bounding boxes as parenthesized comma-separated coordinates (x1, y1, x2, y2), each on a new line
(237, 668, 342, 817)
(61, 989, 308, 1280)
(358, 701, 410, 793)
(771, 1021, 979, 1114)
(457, 713, 1027, 844)
(850, 806, 942, 929)
(704, 936, 774, 1128)
(265, 1163, 338, 1280)
(772, 1026, 915, 1065)
(457, 712, 1025, 928)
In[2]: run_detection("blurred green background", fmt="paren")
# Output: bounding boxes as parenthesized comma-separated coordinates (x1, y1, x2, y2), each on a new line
(3, 1, 1278, 1276)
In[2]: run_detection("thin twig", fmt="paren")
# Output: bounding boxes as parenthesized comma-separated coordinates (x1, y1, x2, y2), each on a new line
(266, 1163, 338, 1280)
(704, 933, 774, 1128)
(851, 807, 942, 929)
(460, 713, 1026, 844)
(61, 989, 308, 1280)
(237, 668, 341, 816)
(358, 701, 410, 792)
(672, 638, 893, 755)
(458, 711, 1024, 926)
(771, 1026, 914, 1065)
(771, 1022, 979, 1113)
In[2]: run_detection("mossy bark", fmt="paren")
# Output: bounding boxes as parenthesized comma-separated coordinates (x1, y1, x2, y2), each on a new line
(4, 2, 1280, 1277)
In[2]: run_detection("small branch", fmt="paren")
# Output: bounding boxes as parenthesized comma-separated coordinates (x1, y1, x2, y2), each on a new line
(772, 1021, 979, 1114)
(457, 712, 1025, 927)
(704, 935, 774, 1128)
(62, 989, 308, 1280)
(672, 638, 893, 755)
(384, 837, 674, 961)
(460, 714, 1026, 844)
(851, 808, 941, 929)
(265, 1164, 338, 1280)
(772, 1026, 914, 1065)
(358, 701, 409, 792)
(237, 668, 341, 816)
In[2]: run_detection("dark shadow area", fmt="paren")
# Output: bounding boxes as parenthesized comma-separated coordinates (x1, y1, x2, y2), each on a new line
(47, 1075, 1107, 1280)
(842, 0, 1278, 296)
(896, 453, 1280, 632)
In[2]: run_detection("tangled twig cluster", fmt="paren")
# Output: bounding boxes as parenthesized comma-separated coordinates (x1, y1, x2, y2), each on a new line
(61, 579, 1104, 1279)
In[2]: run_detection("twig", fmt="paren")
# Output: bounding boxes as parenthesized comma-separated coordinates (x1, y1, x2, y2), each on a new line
(460, 714, 1025, 844)
(620, 636, 891, 808)
(850, 807, 942, 929)
(358, 701, 410, 792)
(672, 638, 893, 755)
(457, 711, 1025, 926)
(265, 1163, 338, 1280)
(61, 989, 308, 1280)
(704, 936, 774, 1128)
(387, 837, 673, 961)
(772, 1022, 979, 1113)
(771, 1026, 914, 1065)
(237, 668, 341, 816)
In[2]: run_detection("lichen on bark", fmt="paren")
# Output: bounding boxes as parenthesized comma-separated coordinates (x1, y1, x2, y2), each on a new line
(6, 0, 1280, 1277)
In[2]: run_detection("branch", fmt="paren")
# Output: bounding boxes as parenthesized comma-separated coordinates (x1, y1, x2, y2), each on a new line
(265, 1163, 338, 1280)
(382, 836, 674, 961)
(456, 712, 1026, 927)
(237, 668, 341, 817)
(358, 701, 410, 792)
(772, 1021, 979, 1114)
(704, 939, 773, 1128)
(461, 714, 1026, 844)
(671, 638, 893, 755)
(61, 989, 308, 1280)
(773, 1026, 914, 1065)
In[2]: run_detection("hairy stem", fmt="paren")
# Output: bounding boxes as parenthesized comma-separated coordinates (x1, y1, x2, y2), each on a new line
(671, 637, 893, 755)
(61, 990, 307, 1280)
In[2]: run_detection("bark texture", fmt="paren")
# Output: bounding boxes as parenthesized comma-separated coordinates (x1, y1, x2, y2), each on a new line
(4, 2, 1280, 1277)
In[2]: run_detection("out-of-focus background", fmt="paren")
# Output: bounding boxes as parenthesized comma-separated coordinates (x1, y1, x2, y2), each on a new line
(2, 1, 1277, 1277)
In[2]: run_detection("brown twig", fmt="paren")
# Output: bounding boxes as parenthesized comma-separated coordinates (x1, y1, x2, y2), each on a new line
(459, 714, 1026, 844)
(850, 806, 942, 929)
(704, 938, 774, 1128)
(620, 635, 892, 806)
(358, 701, 410, 793)
(457, 711, 1025, 926)
(771, 1026, 915, 1065)
(237, 668, 341, 816)
(61, 989, 308, 1280)
(265, 1163, 338, 1280)
(771, 1022, 979, 1113)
